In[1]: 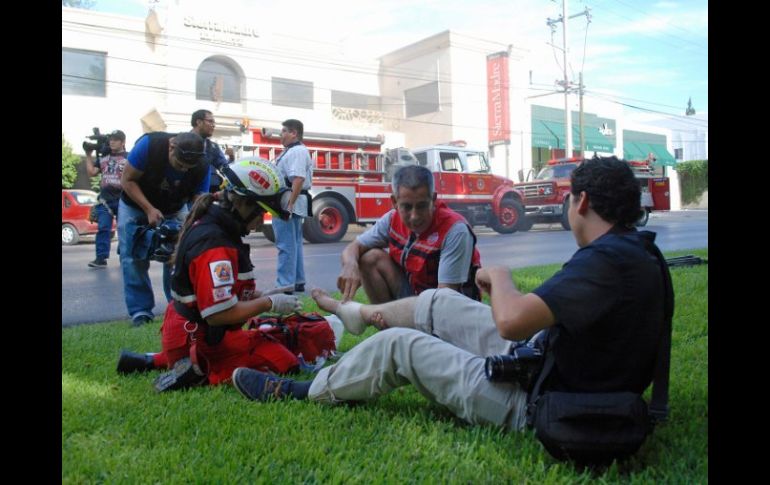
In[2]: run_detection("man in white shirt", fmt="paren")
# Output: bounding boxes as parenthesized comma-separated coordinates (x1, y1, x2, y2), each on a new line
(272, 119, 313, 293)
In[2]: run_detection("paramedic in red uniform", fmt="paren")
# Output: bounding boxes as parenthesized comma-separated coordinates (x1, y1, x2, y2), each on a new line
(115, 159, 305, 388)
(337, 164, 481, 303)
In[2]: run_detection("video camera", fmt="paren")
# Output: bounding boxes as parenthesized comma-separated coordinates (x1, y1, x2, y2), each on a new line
(131, 218, 182, 263)
(82, 127, 110, 156)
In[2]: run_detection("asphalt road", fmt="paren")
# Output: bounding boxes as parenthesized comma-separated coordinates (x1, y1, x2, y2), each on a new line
(62, 210, 707, 326)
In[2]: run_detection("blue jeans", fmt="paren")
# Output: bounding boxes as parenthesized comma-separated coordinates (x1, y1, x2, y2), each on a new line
(272, 215, 306, 288)
(94, 201, 118, 259)
(117, 200, 188, 320)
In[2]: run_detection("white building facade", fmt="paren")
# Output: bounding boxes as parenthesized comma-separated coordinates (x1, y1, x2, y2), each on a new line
(63, 3, 694, 211)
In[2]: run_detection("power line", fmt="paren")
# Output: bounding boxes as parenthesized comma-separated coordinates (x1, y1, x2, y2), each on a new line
(62, 16, 704, 140)
(608, 0, 708, 44)
(585, 0, 708, 51)
(583, 91, 709, 127)
(62, 20, 558, 95)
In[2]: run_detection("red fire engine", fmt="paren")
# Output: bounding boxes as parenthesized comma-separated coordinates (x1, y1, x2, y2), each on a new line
(226, 128, 526, 243)
(513, 157, 670, 230)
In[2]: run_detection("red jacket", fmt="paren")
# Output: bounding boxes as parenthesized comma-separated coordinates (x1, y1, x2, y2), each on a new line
(388, 201, 481, 296)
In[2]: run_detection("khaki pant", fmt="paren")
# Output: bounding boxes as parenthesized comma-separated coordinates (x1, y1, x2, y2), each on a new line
(308, 289, 529, 431)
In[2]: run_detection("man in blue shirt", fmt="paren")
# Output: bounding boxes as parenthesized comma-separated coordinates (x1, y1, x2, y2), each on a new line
(119, 131, 209, 326)
(190, 109, 229, 193)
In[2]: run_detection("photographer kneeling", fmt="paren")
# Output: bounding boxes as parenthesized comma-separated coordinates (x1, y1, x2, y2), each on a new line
(231, 157, 673, 464)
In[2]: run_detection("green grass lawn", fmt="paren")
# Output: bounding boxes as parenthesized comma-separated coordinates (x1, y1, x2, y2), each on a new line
(62, 249, 708, 483)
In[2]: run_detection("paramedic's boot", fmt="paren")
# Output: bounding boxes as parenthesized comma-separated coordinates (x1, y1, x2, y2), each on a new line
(116, 349, 155, 375)
(153, 358, 207, 392)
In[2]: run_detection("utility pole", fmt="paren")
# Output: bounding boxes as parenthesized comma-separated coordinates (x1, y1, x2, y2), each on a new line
(558, 0, 572, 157)
(547, 3, 590, 158)
(579, 71, 584, 156)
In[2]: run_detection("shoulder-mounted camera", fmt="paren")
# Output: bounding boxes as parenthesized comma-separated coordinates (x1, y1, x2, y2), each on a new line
(82, 127, 110, 156)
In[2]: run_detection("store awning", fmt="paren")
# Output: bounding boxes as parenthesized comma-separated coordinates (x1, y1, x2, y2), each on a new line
(531, 120, 561, 148)
(623, 142, 677, 167)
(572, 125, 615, 153)
(530, 119, 615, 152)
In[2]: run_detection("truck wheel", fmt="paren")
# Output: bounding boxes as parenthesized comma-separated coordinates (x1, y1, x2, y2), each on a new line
(518, 217, 534, 232)
(490, 199, 523, 234)
(635, 209, 650, 227)
(303, 198, 349, 243)
(262, 225, 276, 243)
(62, 224, 79, 245)
(560, 198, 571, 231)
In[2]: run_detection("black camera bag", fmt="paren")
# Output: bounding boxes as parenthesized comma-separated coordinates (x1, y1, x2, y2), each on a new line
(532, 390, 652, 464)
(526, 235, 673, 466)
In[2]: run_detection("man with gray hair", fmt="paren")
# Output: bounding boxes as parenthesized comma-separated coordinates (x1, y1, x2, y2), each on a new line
(337, 164, 481, 303)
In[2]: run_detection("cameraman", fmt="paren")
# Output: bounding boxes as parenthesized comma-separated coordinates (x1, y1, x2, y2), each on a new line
(119, 131, 209, 327)
(230, 157, 671, 441)
(85, 130, 128, 269)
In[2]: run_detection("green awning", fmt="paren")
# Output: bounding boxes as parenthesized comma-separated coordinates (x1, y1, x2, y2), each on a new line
(531, 120, 561, 148)
(623, 142, 647, 160)
(623, 142, 676, 167)
(649, 144, 676, 166)
(572, 125, 615, 153)
(530, 119, 615, 152)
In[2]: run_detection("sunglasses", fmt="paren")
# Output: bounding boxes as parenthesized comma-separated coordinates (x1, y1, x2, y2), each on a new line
(174, 147, 205, 165)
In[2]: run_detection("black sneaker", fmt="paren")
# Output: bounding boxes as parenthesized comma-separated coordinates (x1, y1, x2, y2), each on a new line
(232, 368, 294, 401)
(132, 315, 152, 327)
(294, 283, 305, 293)
(88, 258, 107, 268)
(117, 350, 155, 374)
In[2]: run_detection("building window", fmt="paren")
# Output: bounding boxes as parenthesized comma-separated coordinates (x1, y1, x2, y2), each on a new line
(674, 148, 683, 160)
(331, 90, 381, 111)
(272, 77, 313, 109)
(404, 81, 440, 118)
(62, 48, 106, 97)
(196, 58, 241, 103)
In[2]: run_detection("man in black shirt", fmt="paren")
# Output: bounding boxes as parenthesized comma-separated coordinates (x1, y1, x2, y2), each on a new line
(231, 157, 669, 436)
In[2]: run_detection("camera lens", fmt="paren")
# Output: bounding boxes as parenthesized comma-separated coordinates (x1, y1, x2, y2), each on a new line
(484, 354, 519, 381)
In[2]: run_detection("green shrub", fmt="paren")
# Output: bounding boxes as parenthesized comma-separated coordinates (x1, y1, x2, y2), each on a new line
(676, 160, 708, 205)
(62, 134, 81, 189)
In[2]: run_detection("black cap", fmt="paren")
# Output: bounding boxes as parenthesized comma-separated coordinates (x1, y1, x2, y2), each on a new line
(108, 130, 126, 141)
(173, 132, 205, 166)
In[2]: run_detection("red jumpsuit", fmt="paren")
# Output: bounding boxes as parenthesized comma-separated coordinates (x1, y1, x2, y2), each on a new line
(151, 205, 299, 385)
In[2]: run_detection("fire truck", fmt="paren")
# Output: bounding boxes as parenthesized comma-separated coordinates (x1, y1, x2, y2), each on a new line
(513, 157, 670, 230)
(225, 128, 525, 243)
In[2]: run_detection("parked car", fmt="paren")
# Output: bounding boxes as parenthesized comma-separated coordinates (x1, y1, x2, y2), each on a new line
(62, 189, 115, 245)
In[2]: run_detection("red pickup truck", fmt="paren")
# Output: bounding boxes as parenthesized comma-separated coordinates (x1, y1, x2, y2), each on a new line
(514, 157, 670, 230)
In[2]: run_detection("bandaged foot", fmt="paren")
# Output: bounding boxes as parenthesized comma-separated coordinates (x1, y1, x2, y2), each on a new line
(337, 301, 367, 335)
(311, 288, 367, 335)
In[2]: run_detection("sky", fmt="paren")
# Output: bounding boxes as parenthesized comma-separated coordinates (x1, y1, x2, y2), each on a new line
(84, 0, 708, 126)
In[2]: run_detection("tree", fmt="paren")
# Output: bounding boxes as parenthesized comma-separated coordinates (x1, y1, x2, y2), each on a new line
(685, 97, 696, 116)
(62, 134, 81, 188)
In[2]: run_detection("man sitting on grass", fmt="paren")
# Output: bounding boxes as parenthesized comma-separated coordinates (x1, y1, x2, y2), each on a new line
(231, 156, 673, 436)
